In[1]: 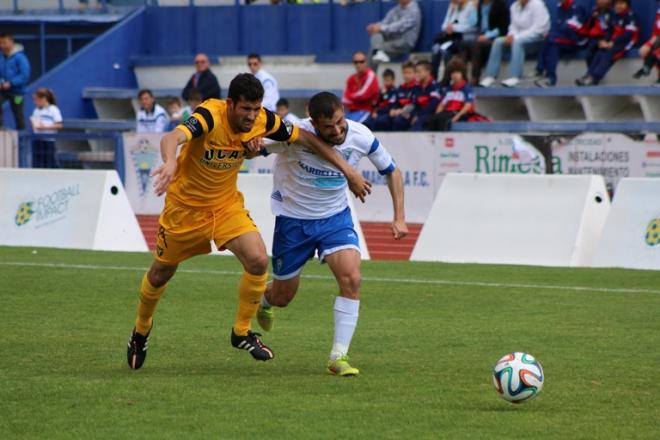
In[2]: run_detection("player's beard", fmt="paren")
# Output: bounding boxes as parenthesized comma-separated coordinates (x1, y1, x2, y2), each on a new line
(322, 125, 347, 146)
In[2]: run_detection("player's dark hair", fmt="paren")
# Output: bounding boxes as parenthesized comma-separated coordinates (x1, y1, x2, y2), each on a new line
(137, 89, 153, 99)
(383, 69, 395, 80)
(227, 73, 264, 103)
(247, 53, 262, 62)
(276, 98, 289, 108)
(416, 60, 433, 73)
(0, 32, 13, 40)
(308, 92, 342, 121)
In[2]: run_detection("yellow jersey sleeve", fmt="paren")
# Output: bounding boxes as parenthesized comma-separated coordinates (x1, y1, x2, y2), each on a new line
(176, 100, 222, 141)
(261, 108, 300, 143)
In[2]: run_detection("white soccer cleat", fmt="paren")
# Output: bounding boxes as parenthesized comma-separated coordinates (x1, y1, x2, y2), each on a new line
(501, 77, 520, 88)
(479, 76, 496, 88)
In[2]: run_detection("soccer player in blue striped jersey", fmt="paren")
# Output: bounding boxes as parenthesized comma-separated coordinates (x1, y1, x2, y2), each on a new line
(255, 92, 407, 376)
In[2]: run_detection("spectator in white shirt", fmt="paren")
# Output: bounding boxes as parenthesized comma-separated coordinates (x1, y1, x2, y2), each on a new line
(30, 87, 62, 168)
(276, 98, 301, 125)
(136, 89, 168, 133)
(479, 0, 550, 88)
(247, 53, 280, 112)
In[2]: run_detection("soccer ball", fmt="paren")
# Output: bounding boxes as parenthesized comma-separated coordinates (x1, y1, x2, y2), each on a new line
(492, 352, 544, 403)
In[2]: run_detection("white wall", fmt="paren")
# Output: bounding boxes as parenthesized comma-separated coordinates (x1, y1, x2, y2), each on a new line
(593, 178, 660, 270)
(0, 169, 147, 252)
(411, 173, 610, 267)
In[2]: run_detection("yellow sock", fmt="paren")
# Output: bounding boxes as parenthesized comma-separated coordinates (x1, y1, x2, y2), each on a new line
(234, 271, 268, 336)
(135, 273, 166, 335)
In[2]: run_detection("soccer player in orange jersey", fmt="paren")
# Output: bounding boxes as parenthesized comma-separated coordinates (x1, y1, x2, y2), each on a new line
(127, 74, 371, 369)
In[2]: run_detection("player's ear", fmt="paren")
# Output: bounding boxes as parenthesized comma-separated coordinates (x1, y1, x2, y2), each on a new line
(226, 97, 233, 108)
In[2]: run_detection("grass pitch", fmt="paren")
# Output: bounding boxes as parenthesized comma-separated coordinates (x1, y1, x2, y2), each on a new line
(1, 246, 659, 439)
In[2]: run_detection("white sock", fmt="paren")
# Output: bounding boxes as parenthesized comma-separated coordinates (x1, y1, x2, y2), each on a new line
(261, 282, 272, 308)
(330, 296, 360, 361)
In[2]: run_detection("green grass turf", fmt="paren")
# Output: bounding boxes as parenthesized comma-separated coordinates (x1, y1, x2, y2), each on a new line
(1, 246, 659, 439)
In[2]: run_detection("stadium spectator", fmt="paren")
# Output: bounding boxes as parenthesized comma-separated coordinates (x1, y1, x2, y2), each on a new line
(576, 0, 637, 86)
(633, 4, 660, 83)
(479, 0, 550, 88)
(275, 98, 301, 125)
(247, 53, 280, 112)
(393, 60, 441, 131)
(29, 88, 62, 168)
(428, 58, 477, 131)
(182, 53, 221, 101)
(534, 0, 588, 87)
(579, 0, 614, 69)
(464, 0, 510, 85)
(390, 61, 418, 122)
(166, 96, 193, 131)
(366, 0, 422, 66)
(342, 51, 380, 123)
(0, 32, 30, 130)
(364, 68, 398, 131)
(136, 89, 168, 133)
(431, 0, 478, 82)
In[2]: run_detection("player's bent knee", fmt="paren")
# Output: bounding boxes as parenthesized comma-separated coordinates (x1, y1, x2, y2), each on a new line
(243, 253, 269, 276)
(269, 293, 293, 308)
(338, 272, 361, 298)
(148, 263, 177, 287)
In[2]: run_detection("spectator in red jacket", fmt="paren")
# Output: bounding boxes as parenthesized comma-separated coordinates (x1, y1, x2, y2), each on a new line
(342, 51, 380, 123)
(576, 0, 637, 86)
(633, 5, 660, 83)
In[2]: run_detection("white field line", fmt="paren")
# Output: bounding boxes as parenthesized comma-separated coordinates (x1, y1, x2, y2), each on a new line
(1, 261, 659, 296)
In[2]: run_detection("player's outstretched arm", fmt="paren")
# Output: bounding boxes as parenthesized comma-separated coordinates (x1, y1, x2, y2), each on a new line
(386, 167, 408, 240)
(152, 129, 186, 196)
(295, 128, 372, 202)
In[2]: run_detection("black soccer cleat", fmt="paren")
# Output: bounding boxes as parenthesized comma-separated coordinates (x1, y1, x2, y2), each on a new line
(127, 327, 151, 370)
(231, 329, 274, 361)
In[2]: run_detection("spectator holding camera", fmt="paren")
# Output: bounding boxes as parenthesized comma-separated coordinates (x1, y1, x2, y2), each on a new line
(431, 0, 478, 81)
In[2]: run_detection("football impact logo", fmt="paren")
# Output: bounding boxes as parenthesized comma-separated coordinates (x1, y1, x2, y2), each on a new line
(15, 202, 34, 226)
(645, 217, 660, 247)
(130, 138, 159, 196)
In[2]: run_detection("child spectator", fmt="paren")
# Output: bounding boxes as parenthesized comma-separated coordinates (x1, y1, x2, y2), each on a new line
(576, 0, 637, 86)
(431, 0, 478, 81)
(29, 88, 62, 168)
(392, 61, 418, 117)
(578, 0, 614, 70)
(428, 58, 476, 131)
(633, 5, 660, 83)
(276, 98, 301, 125)
(393, 60, 442, 131)
(534, 0, 588, 87)
(364, 69, 398, 131)
(166, 96, 191, 130)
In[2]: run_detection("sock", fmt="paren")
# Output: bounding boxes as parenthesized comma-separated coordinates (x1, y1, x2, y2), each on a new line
(261, 281, 272, 309)
(234, 271, 268, 336)
(135, 273, 166, 335)
(330, 296, 360, 361)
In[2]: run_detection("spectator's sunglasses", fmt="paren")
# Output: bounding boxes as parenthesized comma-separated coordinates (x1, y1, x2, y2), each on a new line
(194, 59, 207, 64)
(353, 59, 366, 64)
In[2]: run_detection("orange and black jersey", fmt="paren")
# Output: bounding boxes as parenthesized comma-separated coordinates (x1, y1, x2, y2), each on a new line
(168, 99, 299, 209)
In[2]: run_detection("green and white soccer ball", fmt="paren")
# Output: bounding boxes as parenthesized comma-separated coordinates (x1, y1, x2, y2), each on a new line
(492, 352, 544, 403)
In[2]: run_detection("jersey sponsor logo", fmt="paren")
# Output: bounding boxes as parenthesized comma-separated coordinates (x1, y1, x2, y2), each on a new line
(199, 148, 246, 169)
(297, 161, 342, 178)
